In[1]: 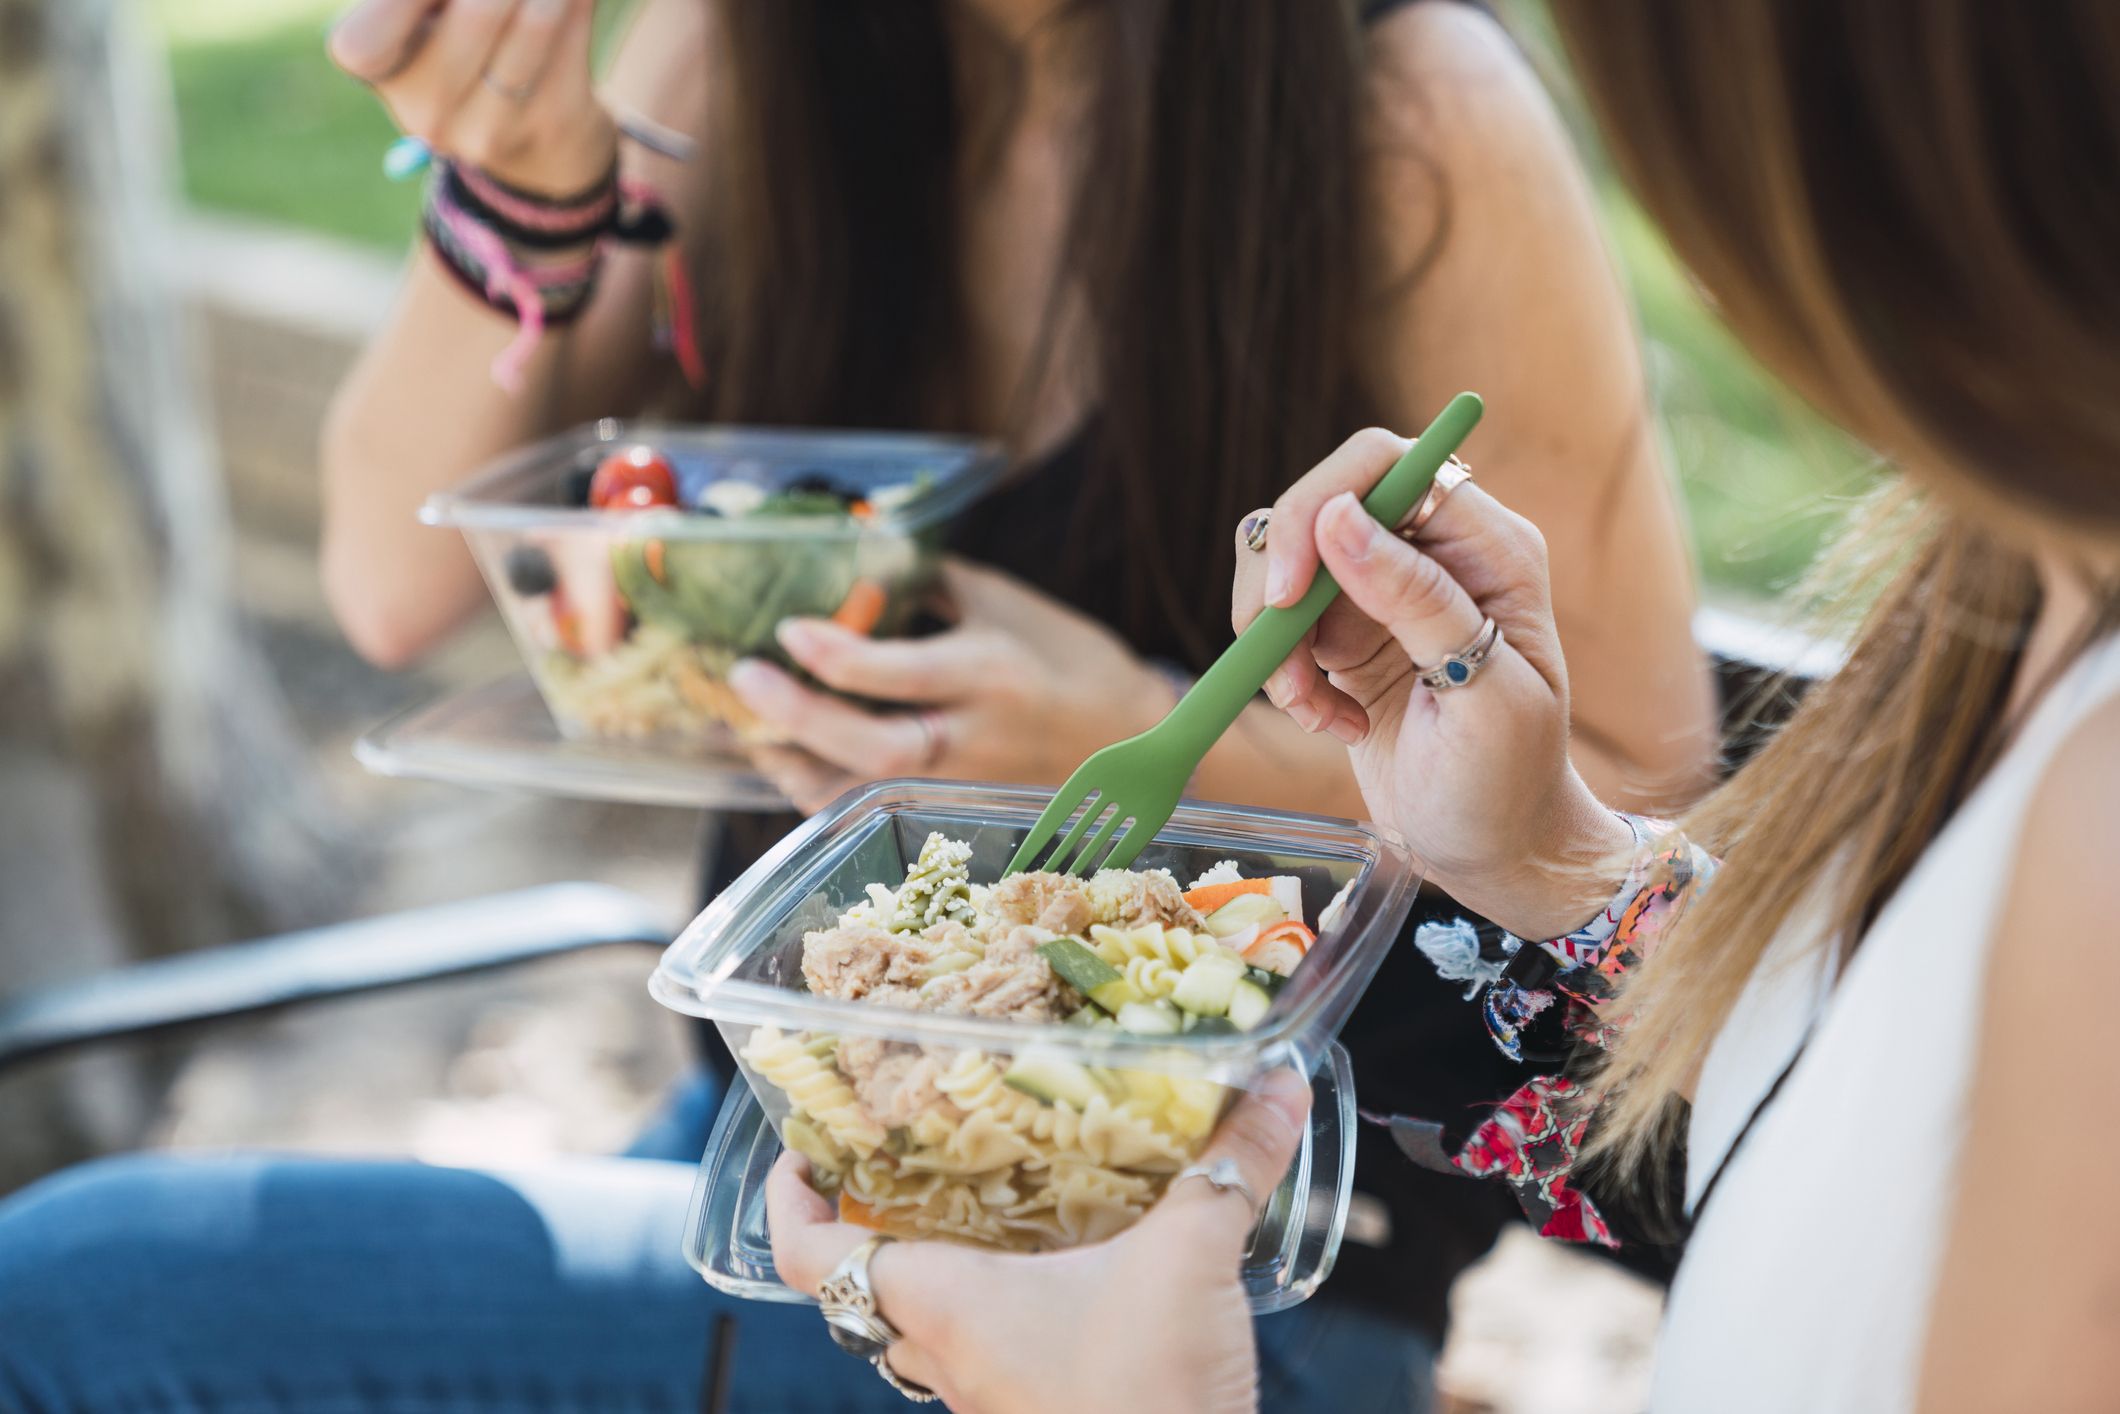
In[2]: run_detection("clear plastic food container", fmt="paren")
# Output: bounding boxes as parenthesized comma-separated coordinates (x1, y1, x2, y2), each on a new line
(652, 780, 1421, 1266)
(423, 423, 1005, 747)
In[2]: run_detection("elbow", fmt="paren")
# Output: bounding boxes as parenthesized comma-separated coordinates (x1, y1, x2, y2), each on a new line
(321, 539, 434, 671)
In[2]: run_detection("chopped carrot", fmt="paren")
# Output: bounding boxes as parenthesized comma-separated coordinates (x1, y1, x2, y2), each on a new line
(644, 539, 668, 585)
(849, 499, 876, 520)
(1182, 878, 1275, 914)
(838, 1192, 886, 1229)
(830, 578, 889, 635)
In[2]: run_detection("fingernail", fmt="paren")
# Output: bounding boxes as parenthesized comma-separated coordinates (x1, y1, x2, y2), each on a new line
(1322, 494, 1379, 562)
(728, 660, 781, 706)
(776, 619, 822, 659)
(1325, 713, 1364, 746)
(1264, 671, 1289, 707)
(1265, 561, 1293, 607)
(1289, 699, 1323, 732)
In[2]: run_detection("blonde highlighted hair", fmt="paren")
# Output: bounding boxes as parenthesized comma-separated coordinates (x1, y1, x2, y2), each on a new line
(1546, 0, 2120, 1172)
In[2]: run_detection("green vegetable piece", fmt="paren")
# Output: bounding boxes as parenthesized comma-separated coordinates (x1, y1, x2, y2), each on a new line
(1003, 1052, 1103, 1109)
(1116, 1000, 1184, 1036)
(1038, 938, 1122, 996)
(1170, 955, 1243, 1017)
(1228, 978, 1274, 1031)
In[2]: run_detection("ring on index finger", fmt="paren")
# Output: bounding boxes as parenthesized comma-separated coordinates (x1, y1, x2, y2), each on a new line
(1396, 456, 1472, 541)
(1236, 508, 1272, 553)
(481, 69, 539, 103)
(912, 709, 950, 769)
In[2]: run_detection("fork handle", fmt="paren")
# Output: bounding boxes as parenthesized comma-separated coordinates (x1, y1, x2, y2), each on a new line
(1159, 392, 1485, 760)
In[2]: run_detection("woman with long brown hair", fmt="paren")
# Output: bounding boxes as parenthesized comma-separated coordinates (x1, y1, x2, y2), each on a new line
(765, 0, 2120, 1408)
(0, 1, 1713, 1409)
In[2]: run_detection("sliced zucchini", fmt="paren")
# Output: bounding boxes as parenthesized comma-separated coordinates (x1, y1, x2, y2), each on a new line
(1186, 1016, 1241, 1036)
(1038, 938, 1136, 1013)
(1170, 955, 1245, 1017)
(1116, 1000, 1184, 1036)
(1228, 977, 1274, 1031)
(1202, 893, 1286, 938)
(1003, 1051, 1103, 1109)
(1246, 966, 1288, 996)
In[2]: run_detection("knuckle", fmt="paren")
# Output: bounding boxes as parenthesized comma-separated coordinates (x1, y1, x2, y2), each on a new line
(1347, 426, 1408, 464)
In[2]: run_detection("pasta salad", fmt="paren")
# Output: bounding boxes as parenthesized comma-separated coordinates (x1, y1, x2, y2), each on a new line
(741, 834, 1350, 1250)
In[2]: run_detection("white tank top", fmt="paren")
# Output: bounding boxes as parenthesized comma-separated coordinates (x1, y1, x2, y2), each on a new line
(1652, 631, 2120, 1412)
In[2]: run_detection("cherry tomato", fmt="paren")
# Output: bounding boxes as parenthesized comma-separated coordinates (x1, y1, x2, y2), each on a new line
(589, 446, 679, 510)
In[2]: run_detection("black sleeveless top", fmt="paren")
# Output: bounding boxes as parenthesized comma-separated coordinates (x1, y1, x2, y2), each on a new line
(704, 0, 1522, 1342)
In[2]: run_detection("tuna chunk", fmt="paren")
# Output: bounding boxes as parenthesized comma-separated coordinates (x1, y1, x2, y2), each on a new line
(837, 1037, 954, 1129)
(986, 873, 1095, 936)
(920, 925, 1078, 1022)
(801, 923, 897, 1000)
(802, 924, 952, 1000)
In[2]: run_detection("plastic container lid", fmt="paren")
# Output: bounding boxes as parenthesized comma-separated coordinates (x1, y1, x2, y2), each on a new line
(421, 420, 1007, 541)
(684, 1041, 1358, 1314)
(355, 674, 788, 810)
(651, 779, 1423, 1082)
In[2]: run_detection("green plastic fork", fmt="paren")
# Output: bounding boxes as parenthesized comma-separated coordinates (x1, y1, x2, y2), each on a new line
(1004, 391, 1485, 878)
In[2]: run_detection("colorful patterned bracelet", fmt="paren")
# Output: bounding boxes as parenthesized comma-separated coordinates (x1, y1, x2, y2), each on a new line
(419, 151, 703, 395)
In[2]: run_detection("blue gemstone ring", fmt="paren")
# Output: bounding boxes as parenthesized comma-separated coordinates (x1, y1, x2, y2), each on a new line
(1416, 617, 1502, 693)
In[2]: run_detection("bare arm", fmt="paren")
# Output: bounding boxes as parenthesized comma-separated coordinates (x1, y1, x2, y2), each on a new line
(1916, 699, 2120, 1411)
(319, 0, 711, 667)
(1359, 4, 1719, 814)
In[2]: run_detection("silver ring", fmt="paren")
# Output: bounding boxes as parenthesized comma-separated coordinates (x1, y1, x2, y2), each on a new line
(818, 1236, 939, 1402)
(1397, 456, 1473, 540)
(481, 70, 539, 104)
(1237, 508, 1272, 553)
(1174, 1156, 1260, 1220)
(912, 709, 949, 769)
(1416, 617, 1502, 692)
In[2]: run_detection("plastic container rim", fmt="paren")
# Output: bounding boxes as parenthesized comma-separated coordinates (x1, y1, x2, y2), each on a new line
(649, 778, 1422, 1070)
(421, 421, 1008, 542)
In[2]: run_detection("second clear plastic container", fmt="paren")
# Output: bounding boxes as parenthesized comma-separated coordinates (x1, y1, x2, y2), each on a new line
(423, 423, 1005, 748)
(652, 780, 1421, 1258)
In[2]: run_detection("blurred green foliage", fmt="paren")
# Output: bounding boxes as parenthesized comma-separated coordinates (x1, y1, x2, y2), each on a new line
(152, 0, 1872, 600)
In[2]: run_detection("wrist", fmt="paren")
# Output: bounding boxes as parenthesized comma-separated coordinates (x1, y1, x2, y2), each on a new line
(482, 110, 620, 201)
(1475, 777, 1638, 942)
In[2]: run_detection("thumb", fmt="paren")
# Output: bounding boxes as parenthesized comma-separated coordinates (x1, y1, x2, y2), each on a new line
(1314, 492, 1485, 675)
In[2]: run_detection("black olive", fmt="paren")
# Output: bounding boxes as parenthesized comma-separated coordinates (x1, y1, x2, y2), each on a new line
(504, 544, 558, 597)
(562, 464, 596, 507)
(786, 471, 854, 501)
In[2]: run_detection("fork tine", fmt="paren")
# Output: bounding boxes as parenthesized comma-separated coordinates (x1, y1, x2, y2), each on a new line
(1098, 817, 1151, 873)
(1006, 786, 1085, 876)
(1065, 810, 1130, 878)
(1041, 796, 1108, 875)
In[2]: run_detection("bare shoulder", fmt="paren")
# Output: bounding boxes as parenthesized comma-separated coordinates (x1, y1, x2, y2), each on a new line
(2004, 691, 2120, 972)
(1362, 3, 1570, 212)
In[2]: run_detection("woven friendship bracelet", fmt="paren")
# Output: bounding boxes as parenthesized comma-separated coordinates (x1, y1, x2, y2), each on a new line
(421, 153, 703, 393)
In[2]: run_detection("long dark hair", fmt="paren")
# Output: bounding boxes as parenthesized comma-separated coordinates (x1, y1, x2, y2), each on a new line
(680, 0, 1386, 666)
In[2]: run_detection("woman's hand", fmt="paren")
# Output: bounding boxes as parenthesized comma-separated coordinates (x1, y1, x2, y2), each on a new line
(1233, 428, 1633, 940)
(330, 0, 617, 196)
(767, 1070, 1311, 1414)
(727, 561, 1173, 814)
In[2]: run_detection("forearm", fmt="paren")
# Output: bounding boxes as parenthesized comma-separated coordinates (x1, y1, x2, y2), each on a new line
(320, 247, 578, 666)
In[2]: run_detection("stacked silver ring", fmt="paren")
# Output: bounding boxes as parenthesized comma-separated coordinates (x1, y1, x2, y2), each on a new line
(1417, 617, 1502, 692)
(817, 1236, 939, 1402)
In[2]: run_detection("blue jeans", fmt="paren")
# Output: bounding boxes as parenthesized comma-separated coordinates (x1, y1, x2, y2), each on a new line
(0, 1082, 1433, 1412)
